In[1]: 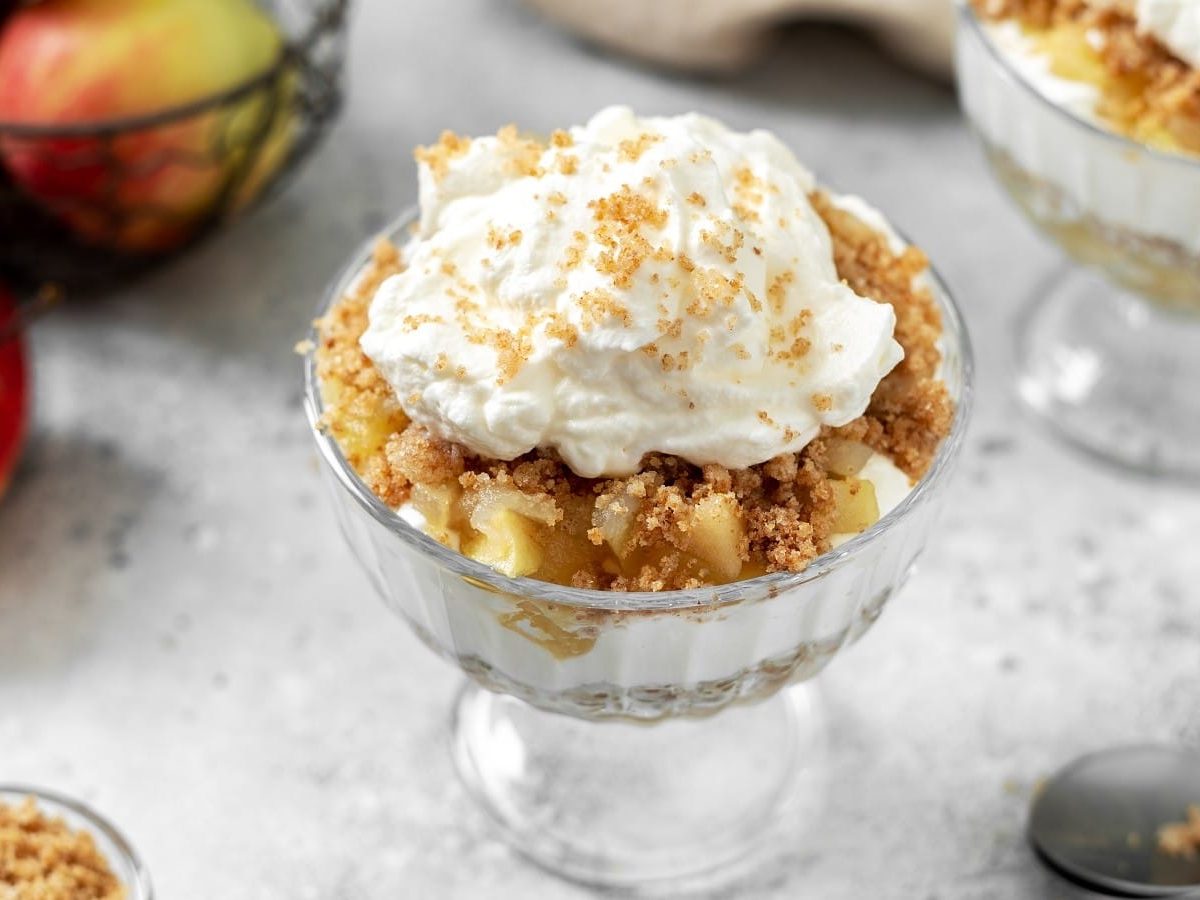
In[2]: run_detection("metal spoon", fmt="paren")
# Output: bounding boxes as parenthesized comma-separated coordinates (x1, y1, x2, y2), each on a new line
(1029, 745, 1200, 897)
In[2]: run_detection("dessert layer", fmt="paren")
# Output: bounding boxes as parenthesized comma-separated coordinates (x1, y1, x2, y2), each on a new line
(315, 192, 952, 591)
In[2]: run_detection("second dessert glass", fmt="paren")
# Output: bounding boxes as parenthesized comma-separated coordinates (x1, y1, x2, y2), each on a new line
(304, 211, 973, 891)
(957, 2, 1200, 478)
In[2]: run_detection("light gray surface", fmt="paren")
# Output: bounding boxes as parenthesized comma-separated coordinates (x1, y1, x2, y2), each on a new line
(2, 1, 1198, 898)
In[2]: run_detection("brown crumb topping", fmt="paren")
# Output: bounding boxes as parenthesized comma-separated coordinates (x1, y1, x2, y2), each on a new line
(414, 131, 471, 181)
(618, 132, 664, 162)
(314, 193, 954, 591)
(972, 0, 1200, 153)
(0, 798, 125, 899)
(486, 225, 523, 250)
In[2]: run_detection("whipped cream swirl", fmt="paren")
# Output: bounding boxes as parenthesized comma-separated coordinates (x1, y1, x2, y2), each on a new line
(361, 107, 903, 478)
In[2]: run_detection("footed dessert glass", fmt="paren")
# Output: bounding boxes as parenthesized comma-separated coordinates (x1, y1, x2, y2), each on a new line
(304, 212, 973, 891)
(957, 2, 1200, 478)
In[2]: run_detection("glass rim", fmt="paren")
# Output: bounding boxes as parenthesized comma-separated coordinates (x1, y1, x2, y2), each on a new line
(303, 205, 975, 611)
(0, 0, 348, 139)
(956, 0, 1200, 171)
(0, 784, 154, 900)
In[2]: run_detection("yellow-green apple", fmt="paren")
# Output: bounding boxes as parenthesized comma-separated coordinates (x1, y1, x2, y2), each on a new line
(0, 286, 28, 502)
(0, 0, 292, 253)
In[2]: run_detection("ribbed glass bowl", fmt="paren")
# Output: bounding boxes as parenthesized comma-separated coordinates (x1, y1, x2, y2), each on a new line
(302, 207, 973, 890)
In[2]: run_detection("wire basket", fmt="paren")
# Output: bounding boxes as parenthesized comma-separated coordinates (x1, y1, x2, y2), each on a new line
(0, 0, 349, 296)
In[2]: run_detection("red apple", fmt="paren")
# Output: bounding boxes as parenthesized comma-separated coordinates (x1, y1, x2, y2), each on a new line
(0, 0, 291, 253)
(0, 286, 29, 501)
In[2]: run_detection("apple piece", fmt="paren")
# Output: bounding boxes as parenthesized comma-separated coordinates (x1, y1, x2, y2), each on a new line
(824, 438, 873, 478)
(0, 287, 29, 501)
(829, 477, 879, 535)
(0, 0, 292, 253)
(463, 508, 545, 578)
(318, 379, 409, 473)
(683, 493, 745, 582)
(462, 484, 559, 578)
(534, 493, 602, 585)
(593, 489, 641, 561)
(410, 481, 463, 551)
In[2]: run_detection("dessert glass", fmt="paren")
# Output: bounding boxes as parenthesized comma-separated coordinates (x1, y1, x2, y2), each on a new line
(304, 210, 973, 890)
(957, 2, 1200, 477)
(0, 785, 154, 900)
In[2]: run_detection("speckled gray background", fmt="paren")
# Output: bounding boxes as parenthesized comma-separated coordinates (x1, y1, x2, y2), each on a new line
(2, 1, 1198, 897)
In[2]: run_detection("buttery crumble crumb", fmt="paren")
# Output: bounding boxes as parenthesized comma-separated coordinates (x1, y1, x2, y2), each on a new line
(486, 225, 523, 250)
(733, 203, 761, 223)
(767, 271, 794, 313)
(577, 289, 633, 330)
(618, 132, 664, 162)
(414, 131, 471, 182)
(314, 192, 954, 590)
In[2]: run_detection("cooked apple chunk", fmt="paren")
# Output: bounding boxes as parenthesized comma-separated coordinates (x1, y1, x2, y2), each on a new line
(462, 485, 560, 577)
(321, 380, 408, 470)
(411, 482, 463, 550)
(829, 477, 879, 535)
(592, 490, 641, 561)
(683, 493, 746, 582)
(464, 508, 546, 576)
(824, 439, 873, 478)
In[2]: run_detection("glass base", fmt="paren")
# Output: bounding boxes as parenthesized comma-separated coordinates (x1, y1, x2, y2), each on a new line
(451, 680, 829, 893)
(1016, 267, 1200, 479)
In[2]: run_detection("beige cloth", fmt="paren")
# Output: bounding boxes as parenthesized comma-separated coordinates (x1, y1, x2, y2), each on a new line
(524, 0, 955, 78)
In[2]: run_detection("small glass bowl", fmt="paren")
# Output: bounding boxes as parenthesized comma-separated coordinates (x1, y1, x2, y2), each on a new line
(0, 785, 153, 900)
(303, 209, 973, 889)
(956, 2, 1200, 478)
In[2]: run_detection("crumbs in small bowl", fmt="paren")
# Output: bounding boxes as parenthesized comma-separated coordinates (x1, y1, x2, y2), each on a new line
(1158, 804, 1200, 859)
(0, 797, 125, 899)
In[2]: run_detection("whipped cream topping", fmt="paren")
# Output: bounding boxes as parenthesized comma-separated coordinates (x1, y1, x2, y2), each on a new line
(362, 107, 903, 478)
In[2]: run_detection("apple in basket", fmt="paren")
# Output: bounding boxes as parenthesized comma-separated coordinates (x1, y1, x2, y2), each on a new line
(0, 0, 295, 253)
(0, 286, 28, 502)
